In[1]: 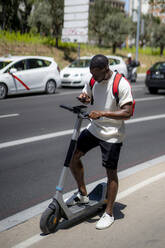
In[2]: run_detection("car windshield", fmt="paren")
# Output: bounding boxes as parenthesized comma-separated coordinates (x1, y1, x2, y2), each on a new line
(108, 58, 120, 65)
(69, 59, 90, 68)
(0, 60, 12, 70)
(152, 62, 165, 70)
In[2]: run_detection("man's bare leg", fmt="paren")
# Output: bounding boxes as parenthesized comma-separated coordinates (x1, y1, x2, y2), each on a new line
(105, 169, 118, 216)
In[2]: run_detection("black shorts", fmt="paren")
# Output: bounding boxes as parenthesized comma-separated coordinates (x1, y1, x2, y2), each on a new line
(77, 129, 122, 170)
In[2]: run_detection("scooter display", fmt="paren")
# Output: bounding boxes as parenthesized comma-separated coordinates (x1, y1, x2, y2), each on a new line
(40, 105, 107, 234)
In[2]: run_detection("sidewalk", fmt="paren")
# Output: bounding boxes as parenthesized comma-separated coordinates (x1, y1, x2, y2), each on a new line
(0, 157, 165, 248)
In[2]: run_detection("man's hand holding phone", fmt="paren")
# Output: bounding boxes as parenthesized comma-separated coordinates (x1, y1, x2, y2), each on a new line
(77, 93, 91, 104)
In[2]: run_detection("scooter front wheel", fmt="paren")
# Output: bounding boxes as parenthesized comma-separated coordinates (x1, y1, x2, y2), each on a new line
(40, 201, 61, 234)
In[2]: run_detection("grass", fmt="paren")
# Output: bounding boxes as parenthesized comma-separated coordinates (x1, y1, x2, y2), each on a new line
(0, 31, 165, 73)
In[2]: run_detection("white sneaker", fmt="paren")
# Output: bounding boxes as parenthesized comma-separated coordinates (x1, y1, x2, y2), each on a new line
(66, 191, 89, 206)
(96, 212, 114, 230)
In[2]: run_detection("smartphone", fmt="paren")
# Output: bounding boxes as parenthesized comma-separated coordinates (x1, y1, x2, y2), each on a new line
(76, 96, 86, 102)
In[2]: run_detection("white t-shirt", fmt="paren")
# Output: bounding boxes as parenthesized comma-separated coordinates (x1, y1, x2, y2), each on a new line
(82, 71, 133, 143)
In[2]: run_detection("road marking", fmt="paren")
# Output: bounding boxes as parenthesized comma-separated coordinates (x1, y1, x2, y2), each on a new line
(126, 113, 165, 124)
(12, 234, 44, 248)
(0, 129, 73, 149)
(0, 113, 165, 149)
(135, 96, 165, 102)
(117, 172, 165, 200)
(0, 113, 19, 119)
(11, 170, 165, 248)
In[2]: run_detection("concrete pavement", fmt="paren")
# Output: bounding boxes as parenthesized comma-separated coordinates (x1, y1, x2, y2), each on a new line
(0, 157, 165, 248)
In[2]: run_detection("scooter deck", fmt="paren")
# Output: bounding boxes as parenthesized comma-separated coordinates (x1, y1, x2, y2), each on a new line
(67, 183, 107, 215)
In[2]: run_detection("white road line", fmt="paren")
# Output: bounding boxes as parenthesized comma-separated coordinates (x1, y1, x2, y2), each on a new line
(12, 235, 44, 248)
(11, 170, 165, 248)
(135, 96, 165, 102)
(117, 172, 165, 200)
(0, 113, 165, 150)
(0, 113, 19, 119)
(0, 129, 73, 149)
(126, 113, 165, 124)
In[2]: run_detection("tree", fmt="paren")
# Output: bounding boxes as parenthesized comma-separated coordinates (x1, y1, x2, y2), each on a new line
(47, 0, 64, 48)
(89, 0, 113, 45)
(28, 0, 64, 47)
(103, 12, 132, 53)
(151, 22, 165, 55)
(89, 0, 132, 53)
(0, 0, 21, 31)
(28, 0, 52, 35)
(140, 14, 160, 47)
(0, 0, 34, 32)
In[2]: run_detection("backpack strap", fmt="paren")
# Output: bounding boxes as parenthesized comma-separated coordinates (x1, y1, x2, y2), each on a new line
(112, 72, 122, 105)
(89, 77, 96, 105)
(113, 72, 135, 116)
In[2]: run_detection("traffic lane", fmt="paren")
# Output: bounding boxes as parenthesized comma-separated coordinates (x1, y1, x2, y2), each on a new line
(0, 117, 165, 220)
(119, 118, 165, 171)
(0, 79, 151, 141)
(0, 91, 83, 142)
(0, 135, 102, 220)
(132, 96, 165, 119)
(1, 90, 165, 142)
(0, 88, 81, 114)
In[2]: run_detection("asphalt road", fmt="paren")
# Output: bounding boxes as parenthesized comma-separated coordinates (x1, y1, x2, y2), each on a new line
(0, 78, 165, 220)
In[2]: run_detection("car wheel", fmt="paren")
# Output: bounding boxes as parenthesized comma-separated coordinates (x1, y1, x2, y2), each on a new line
(148, 88, 158, 94)
(45, 80, 56, 94)
(0, 83, 7, 99)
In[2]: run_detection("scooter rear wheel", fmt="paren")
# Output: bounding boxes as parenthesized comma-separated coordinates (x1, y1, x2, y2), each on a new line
(40, 201, 61, 234)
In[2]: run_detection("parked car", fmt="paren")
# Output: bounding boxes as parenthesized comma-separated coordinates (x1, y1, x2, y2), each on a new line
(0, 55, 61, 99)
(145, 61, 165, 94)
(60, 55, 128, 87)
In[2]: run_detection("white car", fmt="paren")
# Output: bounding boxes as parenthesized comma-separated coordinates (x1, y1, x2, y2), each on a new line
(60, 55, 128, 87)
(0, 55, 61, 99)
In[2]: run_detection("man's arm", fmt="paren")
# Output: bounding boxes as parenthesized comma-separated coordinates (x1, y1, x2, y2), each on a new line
(89, 102, 133, 120)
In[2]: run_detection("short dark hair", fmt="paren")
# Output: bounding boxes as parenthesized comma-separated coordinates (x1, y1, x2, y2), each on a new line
(90, 54, 109, 70)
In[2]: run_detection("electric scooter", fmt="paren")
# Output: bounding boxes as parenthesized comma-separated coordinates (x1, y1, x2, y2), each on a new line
(40, 104, 107, 234)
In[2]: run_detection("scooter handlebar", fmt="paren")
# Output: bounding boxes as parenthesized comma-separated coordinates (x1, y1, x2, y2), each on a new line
(60, 105, 74, 112)
(60, 105, 88, 118)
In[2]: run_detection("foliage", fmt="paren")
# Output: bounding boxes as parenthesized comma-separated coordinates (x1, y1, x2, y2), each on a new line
(28, 0, 64, 47)
(0, 0, 34, 32)
(140, 14, 161, 47)
(0, 30, 46, 43)
(89, 0, 132, 53)
(151, 22, 165, 55)
(28, 0, 52, 35)
(89, 0, 113, 45)
(103, 12, 132, 53)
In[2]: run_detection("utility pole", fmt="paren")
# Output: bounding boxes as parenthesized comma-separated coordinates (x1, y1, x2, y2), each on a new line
(135, 0, 141, 62)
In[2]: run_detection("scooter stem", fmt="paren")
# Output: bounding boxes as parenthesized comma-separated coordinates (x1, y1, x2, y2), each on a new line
(55, 114, 83, 193)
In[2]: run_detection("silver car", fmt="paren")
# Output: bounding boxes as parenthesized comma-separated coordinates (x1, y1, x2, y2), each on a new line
(0, 56, 61, 99)
(60, 55, 128, 87)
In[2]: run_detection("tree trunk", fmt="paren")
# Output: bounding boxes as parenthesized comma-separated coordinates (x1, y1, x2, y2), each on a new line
(98, 37, 102, 46)
(160, 45, 164, 56)
(55, 37, 59, 48)
(112, 43, 116, 54)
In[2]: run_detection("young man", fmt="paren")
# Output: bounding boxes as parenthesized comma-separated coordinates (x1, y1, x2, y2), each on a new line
(66, 54, 133, 229)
